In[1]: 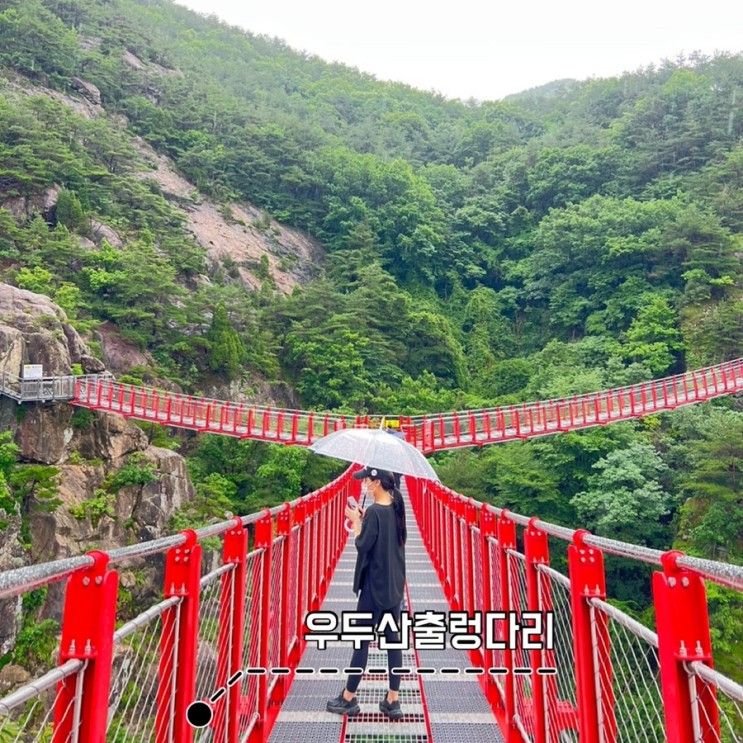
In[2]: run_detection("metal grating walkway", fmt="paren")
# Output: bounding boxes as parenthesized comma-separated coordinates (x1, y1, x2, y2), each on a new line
(269, 488, 504, 742)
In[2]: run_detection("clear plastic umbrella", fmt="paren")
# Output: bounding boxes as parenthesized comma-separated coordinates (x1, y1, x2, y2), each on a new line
(309, 427, 440, 482)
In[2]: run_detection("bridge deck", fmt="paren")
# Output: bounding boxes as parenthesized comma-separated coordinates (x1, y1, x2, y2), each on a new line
(269, 493, 503, 743)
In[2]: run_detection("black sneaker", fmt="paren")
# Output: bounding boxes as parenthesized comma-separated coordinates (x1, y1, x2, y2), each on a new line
(326, 692, 360, 716)
(379, 697, 404, 720)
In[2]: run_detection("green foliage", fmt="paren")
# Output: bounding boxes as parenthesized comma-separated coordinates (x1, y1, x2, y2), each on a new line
(70, 406, 95, 429)
(571, 442, 673, 545)
(623, 296, 684, 375)
(0, 586, 57, 674)
(0, 431, 19, 481)
(68, 487, 115, 526)
(105, 453, 158, 492)
(6, 617, 58, 669)
(676, 410, 742, 560)
(14, 266, 54, 294)
(706, 583, 743, 679)
(206, 302, 246, 379)
(0, 1, 79, 82)
(135, 421, 180, 450)
(55, 188, 85, 230)
(250, 445, 308, 508)
(10, 465, 61, 515)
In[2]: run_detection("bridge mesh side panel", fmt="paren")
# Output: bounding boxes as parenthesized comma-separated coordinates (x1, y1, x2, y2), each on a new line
(195, 570, 231, 705)
(268, 535, 286, 697)
(0, 662, 85, 742)
(237, 550, 262, 740)
(108, 600, 181, 741)
(508, 550, 535, 741)
(592, 601, 665, 743)
(686, 663, 743, 742)
(286, 526, 300, 659)
(537, 568, 578, 742)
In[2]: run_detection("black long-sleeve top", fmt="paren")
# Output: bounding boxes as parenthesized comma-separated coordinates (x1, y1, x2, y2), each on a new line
(352, 502, 406, 608)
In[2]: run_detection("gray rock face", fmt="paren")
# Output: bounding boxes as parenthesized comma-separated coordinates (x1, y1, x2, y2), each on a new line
(94, 321, 153, 374)
(0, 185, 61, 223)
(0, 506, 24, 657)
(0, 283, 83, 378)
(71, 77, 102, 106)
(80, 354, 106, 374)
(89, 220, 123, 248)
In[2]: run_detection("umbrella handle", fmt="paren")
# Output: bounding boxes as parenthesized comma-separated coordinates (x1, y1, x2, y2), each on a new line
(344, 495, 359, 532)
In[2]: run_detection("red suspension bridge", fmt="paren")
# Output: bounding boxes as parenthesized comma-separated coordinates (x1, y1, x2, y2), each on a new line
(0, 359, 741, 742)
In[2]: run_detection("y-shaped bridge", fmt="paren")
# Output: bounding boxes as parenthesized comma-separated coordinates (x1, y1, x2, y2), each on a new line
(0, 360, 741, 742)
(2, 359, 741, 449)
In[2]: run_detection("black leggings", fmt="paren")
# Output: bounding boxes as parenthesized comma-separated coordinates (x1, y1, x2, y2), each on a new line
(344, 578, 403, 693)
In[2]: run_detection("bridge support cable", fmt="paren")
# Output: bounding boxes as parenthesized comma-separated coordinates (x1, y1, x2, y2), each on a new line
(0, 469, 355, 742)
(408, 479, 742, 743)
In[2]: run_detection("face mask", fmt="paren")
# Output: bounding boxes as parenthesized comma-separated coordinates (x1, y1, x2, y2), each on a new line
(360, 482, 371, 499)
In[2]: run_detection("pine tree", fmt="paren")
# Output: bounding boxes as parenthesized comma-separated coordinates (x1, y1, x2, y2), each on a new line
(207, 303, 246, 379)
(55, 189, 85, 231)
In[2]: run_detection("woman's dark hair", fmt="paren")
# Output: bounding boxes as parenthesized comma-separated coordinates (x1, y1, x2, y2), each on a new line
(377, 471, 406, 546)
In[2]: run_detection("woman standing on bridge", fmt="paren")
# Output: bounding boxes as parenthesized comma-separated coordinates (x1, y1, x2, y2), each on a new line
(326, 466, 407, 720)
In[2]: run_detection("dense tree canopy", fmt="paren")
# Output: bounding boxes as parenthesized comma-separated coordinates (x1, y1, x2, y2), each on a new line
(0, 0, 740, 662)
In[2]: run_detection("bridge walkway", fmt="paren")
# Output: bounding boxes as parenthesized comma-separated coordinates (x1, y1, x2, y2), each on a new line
(269, 487, 502, 742)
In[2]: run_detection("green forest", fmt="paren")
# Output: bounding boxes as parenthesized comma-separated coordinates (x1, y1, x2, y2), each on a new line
(0, 0, 740, 676)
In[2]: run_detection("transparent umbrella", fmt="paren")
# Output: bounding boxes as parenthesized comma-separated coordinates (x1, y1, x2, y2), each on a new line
(309, 427, 440, 482)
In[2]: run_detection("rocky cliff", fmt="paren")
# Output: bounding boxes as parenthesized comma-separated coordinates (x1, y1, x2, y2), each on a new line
(0, 283, 195, 659)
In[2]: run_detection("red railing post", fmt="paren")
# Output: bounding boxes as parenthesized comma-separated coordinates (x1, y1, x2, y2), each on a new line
(156, 529, 202, 743)
(214, 517, 247, 743)
(451, 499, 464, 609)
(495, 511, 520, 742)
(276, 504, 292, 701)
(437, 487, 446, 576)
(310, 494, 321, 611)
(254, 510, 273, 743)
(293, 499, 308, 661)
(653, 551, 719, 743)
(567, 530, 615, 743)
(524, 519, 550, 743)
(445, 495, 456, 603)
(464, 501, 477, 616)
(320, 489, 332, 592)
(54, 551, 118, 743)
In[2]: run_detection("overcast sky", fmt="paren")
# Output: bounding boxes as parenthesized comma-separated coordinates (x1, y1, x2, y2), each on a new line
(175, 0, 742, 101)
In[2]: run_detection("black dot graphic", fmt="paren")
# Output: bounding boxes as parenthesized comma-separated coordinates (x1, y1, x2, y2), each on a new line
(186, 701, 212, 728)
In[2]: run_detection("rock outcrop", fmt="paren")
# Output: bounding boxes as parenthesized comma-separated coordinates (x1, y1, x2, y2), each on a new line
(0, 184, 61, 224)
(131, 137, 324, 293)
(71, 77, 101, 106)
(89, 219, 123, 248)
(94, 321, 154, 374)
